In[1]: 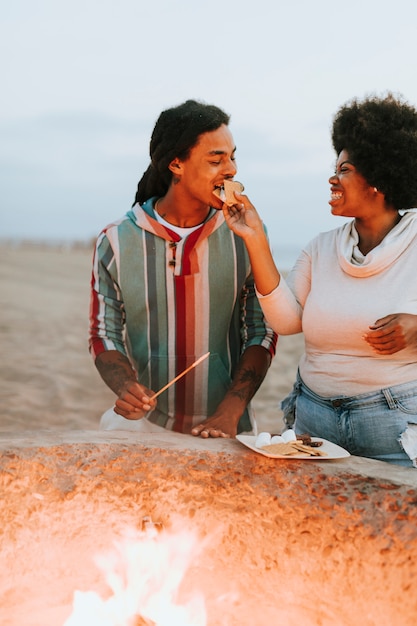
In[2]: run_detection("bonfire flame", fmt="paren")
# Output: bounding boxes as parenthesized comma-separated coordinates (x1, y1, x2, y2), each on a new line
(63, 520, 207, 626)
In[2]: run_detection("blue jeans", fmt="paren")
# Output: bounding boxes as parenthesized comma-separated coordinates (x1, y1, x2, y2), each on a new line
(281, 373, 417, 467)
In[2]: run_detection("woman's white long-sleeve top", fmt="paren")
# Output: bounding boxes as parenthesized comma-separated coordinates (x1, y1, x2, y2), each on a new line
(258, 211, 417, 396)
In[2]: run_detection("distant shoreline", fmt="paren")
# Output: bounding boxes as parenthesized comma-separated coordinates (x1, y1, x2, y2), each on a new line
(0, 237, 301, 273)
(0, 237, 96, 251)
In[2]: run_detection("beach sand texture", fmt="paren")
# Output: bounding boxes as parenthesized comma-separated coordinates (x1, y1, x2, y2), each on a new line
(0, 243, 304, 434)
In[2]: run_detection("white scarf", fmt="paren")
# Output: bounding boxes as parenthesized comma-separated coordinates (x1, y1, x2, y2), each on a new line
(337, 211, 417, 277)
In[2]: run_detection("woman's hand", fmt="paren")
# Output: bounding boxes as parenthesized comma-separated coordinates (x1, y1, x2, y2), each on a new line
(222, 192, 281, 297)
(222, 192, 265, 241)
(363, 313, 417, 354)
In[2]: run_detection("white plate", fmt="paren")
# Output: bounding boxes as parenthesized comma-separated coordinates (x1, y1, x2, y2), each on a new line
(236, 434, 350, 460)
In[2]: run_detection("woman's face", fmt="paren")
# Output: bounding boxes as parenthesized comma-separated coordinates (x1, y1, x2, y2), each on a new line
(328, 149, 376, 218)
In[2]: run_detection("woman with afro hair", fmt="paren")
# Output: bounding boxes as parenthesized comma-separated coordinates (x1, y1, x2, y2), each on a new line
(223, 93, 417, 467)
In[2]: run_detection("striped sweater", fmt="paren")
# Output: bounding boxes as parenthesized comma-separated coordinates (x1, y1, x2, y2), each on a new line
(89, 198, 277, 433)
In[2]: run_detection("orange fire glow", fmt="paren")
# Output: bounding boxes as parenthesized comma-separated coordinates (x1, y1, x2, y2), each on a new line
(63, 523, 207, 626)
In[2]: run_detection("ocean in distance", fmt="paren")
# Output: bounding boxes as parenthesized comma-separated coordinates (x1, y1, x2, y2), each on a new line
(2, 236, 302, 274)
(271, 243, 302, 273)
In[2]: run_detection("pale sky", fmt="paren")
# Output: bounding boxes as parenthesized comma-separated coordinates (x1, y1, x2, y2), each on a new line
(1, 0, 417, 267)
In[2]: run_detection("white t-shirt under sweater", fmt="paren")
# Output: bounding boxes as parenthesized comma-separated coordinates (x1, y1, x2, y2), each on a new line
(154, 210, 204, 238)
(258, 211, 417, 397)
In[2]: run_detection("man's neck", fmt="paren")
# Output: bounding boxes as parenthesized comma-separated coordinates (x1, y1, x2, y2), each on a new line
(155, 194, 211, 228)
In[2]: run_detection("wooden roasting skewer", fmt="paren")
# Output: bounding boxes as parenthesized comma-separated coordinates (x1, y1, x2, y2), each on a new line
(149, 352, 210, 400)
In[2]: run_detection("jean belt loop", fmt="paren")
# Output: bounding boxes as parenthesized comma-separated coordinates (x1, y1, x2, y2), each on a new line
(382, 387, 397, 410)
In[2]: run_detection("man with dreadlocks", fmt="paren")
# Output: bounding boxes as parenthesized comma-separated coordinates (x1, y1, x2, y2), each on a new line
(89, 99, 277, 438)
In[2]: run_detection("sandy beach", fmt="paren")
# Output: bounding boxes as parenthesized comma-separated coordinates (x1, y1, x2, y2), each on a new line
(0, 242, 304, 435)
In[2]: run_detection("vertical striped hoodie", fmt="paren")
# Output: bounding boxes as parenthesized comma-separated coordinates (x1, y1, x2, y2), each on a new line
(89, 198, 277, 433)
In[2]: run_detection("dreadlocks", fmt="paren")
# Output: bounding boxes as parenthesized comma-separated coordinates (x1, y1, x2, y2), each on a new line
(132, 99, 230, 206)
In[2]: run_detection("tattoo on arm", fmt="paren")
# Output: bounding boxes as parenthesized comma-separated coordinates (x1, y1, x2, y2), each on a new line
(95, 352, 136, 396)
(229, 366, 264, 403)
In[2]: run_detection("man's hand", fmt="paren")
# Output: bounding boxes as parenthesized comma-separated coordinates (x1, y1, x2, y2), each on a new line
(114, 380, 156, 419)
(95, 350, 156, 419)
(191, 345, 271, 438)
(190, 412, 235, 439)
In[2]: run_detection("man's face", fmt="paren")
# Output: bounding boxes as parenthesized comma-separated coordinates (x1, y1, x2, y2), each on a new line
(173, 124, 238, 210)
